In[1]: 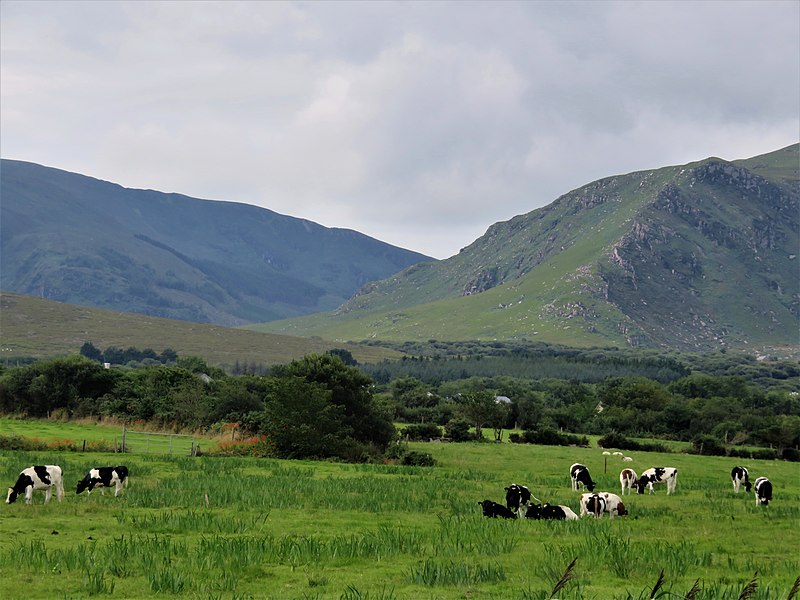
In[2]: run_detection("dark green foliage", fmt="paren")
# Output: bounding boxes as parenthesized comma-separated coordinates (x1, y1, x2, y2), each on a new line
(597, 433, 671, 453)
(400, 451, 436, 467)
(402, 423, 442, 441)
(690, 435, 728, 456)
(445, 419, 473, 442)
(510, 429, 589, 447)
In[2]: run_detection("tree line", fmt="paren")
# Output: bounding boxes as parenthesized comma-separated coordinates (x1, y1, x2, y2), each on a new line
(1, 343, 798, 461)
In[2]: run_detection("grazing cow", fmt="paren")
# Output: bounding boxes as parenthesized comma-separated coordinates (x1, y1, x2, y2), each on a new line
(754, 477, 772, 506)
(525, 503, 579, 521)
(478, 499, 517, 519)
(6, 465, 64, 505)
(580, 492, 628, 518)
(579, 492, 627, 518)
(620, 468, 638, 495)
(731, 466, 752, 494)
(570, 463, 596, 492)
(579, 493, 606, 518)
(76, 466, 129, 497)
(634, 467, 678, 495)
(504, 483, 532, 515)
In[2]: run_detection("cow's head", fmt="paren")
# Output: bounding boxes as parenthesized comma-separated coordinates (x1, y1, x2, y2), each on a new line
(479, 500, 494, 516)
(616, 501, 628, 516)
(744, 481, 752, 493)
(633, 477, 647, 494)
(6, 488, 18, 504)
(586, 480, 596, 492)
(76, 478, 90, 495)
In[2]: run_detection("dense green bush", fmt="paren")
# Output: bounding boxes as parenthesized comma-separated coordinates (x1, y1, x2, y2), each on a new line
(402, 423, 442, 441)
(445, 419, 473, 442)
(510, 428, 589, 447)
(401, 451, 436, 467)
(690, 435, 727, 456)
(597, 432, 671, 453)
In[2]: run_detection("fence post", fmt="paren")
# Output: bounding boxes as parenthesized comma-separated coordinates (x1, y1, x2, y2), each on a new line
(122, 426, 127, 453)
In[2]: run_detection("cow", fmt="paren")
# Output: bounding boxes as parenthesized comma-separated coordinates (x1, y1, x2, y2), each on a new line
(622, 456, 634, 462)
(754, 477, 772, 506)
(478, 499, 517, 519)
(580, 492, 628, 518)
(525, 503, 579, 521)
(579, 493, 606, 518)
(6, 465, 64, 505)
(76, 466, 129, 497)
(634, 467, 678, 495)
(731, 466, 752, 494)
(620, 468, 638, 495)
(570, 463, 596, 492)
(504, 483, 532, 515)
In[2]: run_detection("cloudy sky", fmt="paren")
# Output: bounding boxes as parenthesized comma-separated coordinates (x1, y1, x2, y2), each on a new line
(2, 1, 798, 259)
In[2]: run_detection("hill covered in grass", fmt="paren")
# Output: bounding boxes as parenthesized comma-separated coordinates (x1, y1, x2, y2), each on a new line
(254, 145, 799, 352)
(0, 291, 402, 368)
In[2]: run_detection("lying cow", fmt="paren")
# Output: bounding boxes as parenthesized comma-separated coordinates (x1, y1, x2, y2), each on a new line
(479, 499, 517, 519)
(570, 463, 596, 492)
(580, 492, 628, 519)
(731, 466, 751, 494)
(6, 465, 65, 504)
(525, 503, 579, 521)
(620, 468, 638, 495)
(76, 466, 129, 497)
(754, 477, 772, 506)
(504, 483, 532, 515)
(635, 467, 678, 495)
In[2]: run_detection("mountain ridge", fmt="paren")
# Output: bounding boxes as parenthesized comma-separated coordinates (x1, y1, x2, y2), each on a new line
(253, 144, 799, 351)
(0, 159, 433, 325)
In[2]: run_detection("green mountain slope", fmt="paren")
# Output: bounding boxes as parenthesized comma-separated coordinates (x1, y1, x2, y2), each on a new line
(0, 291, 402, 366)
(254, 145, 799, 351)
(0, 160, 433, 325)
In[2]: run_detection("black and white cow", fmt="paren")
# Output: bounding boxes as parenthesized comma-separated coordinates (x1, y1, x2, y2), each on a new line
(479, 499, 517, 519)
(731, 466, 752, 494)
(634, 467, 678, 495)
(504, 483, 532, 515)
(570, 463, 596, 492)
(580, 492, 628, 518)
(620, 468, 638, 495)
(754, 477, 772, 506)
(525, 503, 579, 521)
(6, 465, 65, 504)
(76, 466, 129, 497)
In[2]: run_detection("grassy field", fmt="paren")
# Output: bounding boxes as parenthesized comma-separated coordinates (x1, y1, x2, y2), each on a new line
(0, 291, 403, 367)
(1, 428, 798, 599)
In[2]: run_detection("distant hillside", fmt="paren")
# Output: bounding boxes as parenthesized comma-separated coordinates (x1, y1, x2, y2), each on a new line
(0, 292, 402, 367)
(0, 160, 433, 325)
(255, 145, 799, 352)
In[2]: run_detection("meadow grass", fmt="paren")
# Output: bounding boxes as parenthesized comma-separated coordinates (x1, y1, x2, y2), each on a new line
(0, 434, 798, 598)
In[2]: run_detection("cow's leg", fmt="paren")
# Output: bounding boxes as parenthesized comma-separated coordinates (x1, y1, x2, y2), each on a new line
(25, 487, 33, 505)
(44, 487, 52, 504)
(114, 481, 123, 497)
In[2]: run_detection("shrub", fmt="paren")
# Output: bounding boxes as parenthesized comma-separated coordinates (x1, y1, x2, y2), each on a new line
(402, 423, 442, 441)
(690, 435, 727, 456)
(445, 419, 473, 442)
(514, 428, 589, 447)
(401, 451, 436, 467)
(781, 447, 800, 462)
(598, 433, 671, 453)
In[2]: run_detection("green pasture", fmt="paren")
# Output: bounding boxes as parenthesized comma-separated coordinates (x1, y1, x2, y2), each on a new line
(0, 418, 124, 445)
(1, 440, 798, 599)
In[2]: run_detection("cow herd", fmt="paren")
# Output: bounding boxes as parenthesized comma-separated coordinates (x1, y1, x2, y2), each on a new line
(5, 465, 129, 505)
(479, 463, 775, 520)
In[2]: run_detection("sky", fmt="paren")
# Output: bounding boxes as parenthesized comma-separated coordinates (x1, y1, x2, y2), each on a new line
(1, 1, 798, 259)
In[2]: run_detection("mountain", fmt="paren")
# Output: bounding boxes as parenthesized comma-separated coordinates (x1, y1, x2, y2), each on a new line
(0, 160, 433, 325)
(254, 145, 799, 352)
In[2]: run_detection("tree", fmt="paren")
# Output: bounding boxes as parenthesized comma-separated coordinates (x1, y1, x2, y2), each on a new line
(456, 391, 498, 439)
(278, 353, 395, 449)
(79, 341, 104, 363)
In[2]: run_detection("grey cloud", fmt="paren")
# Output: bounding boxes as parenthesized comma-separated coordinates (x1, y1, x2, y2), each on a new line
(1, 0, 797, 260)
